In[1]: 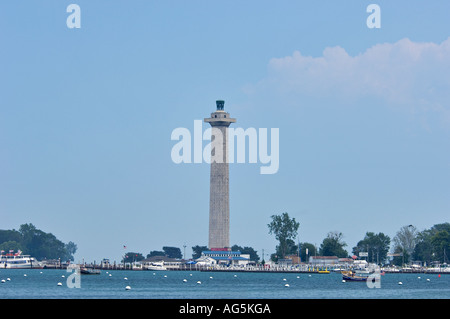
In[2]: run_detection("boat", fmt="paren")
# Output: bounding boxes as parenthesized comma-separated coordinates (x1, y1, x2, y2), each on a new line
(145, 261, 167, 271)
(341, 271, 367, 282)
(0, 251, 42, 269)
(80, 267, 101, 275)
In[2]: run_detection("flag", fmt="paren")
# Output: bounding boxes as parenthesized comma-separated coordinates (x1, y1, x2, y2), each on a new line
(123, 245, 127, 249)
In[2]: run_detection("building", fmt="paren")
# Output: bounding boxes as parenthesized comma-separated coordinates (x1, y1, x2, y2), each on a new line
(204, 100, 236, 249)
(198, 249, 250, 267)
(309, 256, 339, 265)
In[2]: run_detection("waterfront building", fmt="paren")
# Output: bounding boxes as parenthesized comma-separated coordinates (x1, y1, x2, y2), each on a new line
(198, 249, 250, 267)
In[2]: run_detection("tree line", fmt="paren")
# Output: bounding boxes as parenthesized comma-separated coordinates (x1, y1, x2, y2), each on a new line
(268, 212, 450, 265)
(0, 223, 77, 261)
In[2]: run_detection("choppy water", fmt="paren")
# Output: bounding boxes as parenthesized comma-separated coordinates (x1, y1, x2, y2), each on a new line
(0, 269, 448, 299)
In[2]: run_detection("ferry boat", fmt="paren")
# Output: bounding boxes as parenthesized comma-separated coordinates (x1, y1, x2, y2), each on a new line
(0, 250, 42, 269)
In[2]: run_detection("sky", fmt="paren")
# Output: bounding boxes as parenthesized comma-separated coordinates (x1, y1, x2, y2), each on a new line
(0, 1, 449, 263)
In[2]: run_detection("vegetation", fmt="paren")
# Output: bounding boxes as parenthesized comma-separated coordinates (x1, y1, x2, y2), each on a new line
(319, 231, 348, 258)
(352, 232, 391, 263)
(0, 223, 77, 261)
(267, 212, 300, 260)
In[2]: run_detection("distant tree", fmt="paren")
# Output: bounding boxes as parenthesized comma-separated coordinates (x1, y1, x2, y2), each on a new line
(352, 232, 390, 264)
(231, 245, 260, 262)
(319, 231, 348, 258)
(299, 242, 317, 262)
(147, 250, 165, 258)
(123, 252, 144, 263)
(64, 241, 78, 261)
(413, 223, 450, 264)
(392, 225, 419, 265)
(0, 241, 24, 252)
(162, 246, 182, 259)
(192, 245, 208, 259)
(267, 212, 300, 259)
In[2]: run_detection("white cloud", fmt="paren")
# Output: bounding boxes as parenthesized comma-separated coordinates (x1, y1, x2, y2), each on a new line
(253, 38, 450, 120)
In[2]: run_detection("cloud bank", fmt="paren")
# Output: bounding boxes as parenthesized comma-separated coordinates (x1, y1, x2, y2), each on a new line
(255, 38, 450, 119)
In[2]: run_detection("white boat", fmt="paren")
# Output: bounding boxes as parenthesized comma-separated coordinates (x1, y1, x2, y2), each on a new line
(0, 251, 42, 269)
(145, 261, 167, 271)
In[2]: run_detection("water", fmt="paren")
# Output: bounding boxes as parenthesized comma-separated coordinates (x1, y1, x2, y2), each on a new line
(0, 269, 449, 299)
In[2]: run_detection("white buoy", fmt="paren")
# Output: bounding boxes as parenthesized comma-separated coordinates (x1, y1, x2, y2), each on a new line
(427, 278, 431, 282)
(284, 284, 290, 287)
(189, 274, 193, 276)
(6, 278, 11, 281)
(125, 286, 131, 290)
(196, 281, 202, 284)
(234, 275, 237, 277)
(124, 277, 128, 280)
(183, 279, 187, 282)
(342, 280, 346, 283)
(109, 274, 112, 277)
(1, 279, 5, 283)
(23, 274, 27, 277)
(418, 276, 421, 279)
(398, 282, 403, 285)
(209, 276, 213, 279)
(163, 275, 167, 278)
(296, 276, 300, 279)
(57, 282, 63, 286)
(61, 275, 65, 278)
(282, 278, 287, 281)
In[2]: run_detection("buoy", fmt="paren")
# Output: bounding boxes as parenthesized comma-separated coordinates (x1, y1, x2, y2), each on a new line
(61, 275, 65, 278)
(209, 276, 213, 279)
(296, 276, 300, 279)
(438, 274, 441, 278)
(163, 275, 167, 278)
(57, 282, 62, 286)
(342, 280, 346, 283)
(418, 276, 421, 279)
(234, 275, 237, 277)
(284, 284, 290, 287)
(23, 274, 27, 277)
(189, 274, 193, 276)
(109, 274, 112, 277)
(398, 282, 403, 285)
(6, 278, 10, 281)
(427, 278, 430, 282)
(1, 279, 5, 283)
(125, 286, 131, 290)
(183, 279, 187, 282)
(283, 278, 287, 281)
(124, 277, 128, 280)
(196, 281, 202, 284)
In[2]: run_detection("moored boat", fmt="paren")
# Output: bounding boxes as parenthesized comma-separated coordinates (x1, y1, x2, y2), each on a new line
(0, 250, 42, 269)
(341, 271, 367, 282)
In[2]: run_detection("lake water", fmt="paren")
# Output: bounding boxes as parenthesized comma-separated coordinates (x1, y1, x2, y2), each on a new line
(0, 269, 449, 299)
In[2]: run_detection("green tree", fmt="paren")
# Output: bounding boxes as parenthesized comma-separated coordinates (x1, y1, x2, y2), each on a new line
(392, 225, 419, 265)
(413, 223, 450, 264)
(123, 252, 144, 263)
(191, 245, 208, 259)
(299, 242, 317, 263)
(319, 231, 348, 258)
(352, 232, 390, 264)
(231, 245, 260, 263)
(163, 246, 182, 259)
(268, 212, 300, 259)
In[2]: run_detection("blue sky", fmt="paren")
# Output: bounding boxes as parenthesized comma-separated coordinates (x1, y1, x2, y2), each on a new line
(0, 1, 449, 262)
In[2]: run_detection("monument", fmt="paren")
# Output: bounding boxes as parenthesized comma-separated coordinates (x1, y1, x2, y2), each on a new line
(204, 100, 236, 249)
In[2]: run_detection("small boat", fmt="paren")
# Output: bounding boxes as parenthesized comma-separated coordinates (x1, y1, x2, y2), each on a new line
(342, 271, 367, 282)
(80, 267, 101, 275)
(145, 261, 167, 271)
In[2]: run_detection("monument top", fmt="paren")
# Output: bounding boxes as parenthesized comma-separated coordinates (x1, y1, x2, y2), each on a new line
(216, 100, 225, 111)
